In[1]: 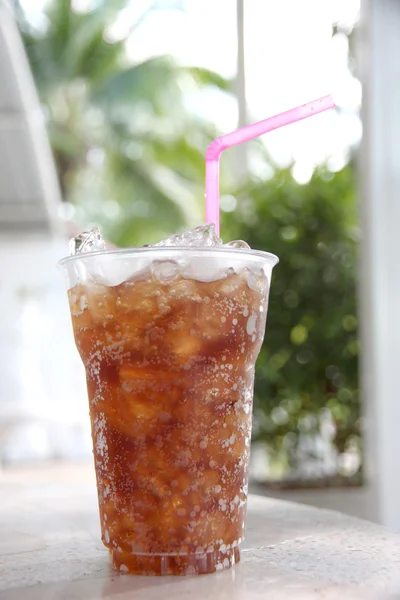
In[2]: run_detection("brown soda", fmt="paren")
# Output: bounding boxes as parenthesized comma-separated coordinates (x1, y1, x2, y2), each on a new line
(68, 266, 269, 575)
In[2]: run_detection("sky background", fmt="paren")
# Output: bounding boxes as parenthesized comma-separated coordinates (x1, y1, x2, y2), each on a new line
(21, 0, 361, 184)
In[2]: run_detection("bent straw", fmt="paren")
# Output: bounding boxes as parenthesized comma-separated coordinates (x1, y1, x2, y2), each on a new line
(205, 94, 335, 235)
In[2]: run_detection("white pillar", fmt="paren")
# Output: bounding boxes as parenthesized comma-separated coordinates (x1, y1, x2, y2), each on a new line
(360, 0, 400, 530)
(235, 0, 247, 177)
(0, 3, 89, 463)
(0, 0, 62, 231)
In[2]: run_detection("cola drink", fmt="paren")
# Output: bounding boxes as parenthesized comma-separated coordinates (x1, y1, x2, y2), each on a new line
(60, 231, 278, 575)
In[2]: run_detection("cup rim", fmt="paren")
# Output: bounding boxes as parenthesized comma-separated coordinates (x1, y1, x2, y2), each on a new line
(58, 246, 279, 269)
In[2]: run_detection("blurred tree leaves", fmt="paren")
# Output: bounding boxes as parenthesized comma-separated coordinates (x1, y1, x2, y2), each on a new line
(222, 162, 360, 483)
(17, 0, 233, 245)
(17, 0, 360, 483)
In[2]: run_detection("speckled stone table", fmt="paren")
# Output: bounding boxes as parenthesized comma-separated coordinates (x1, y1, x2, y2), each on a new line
(0, 464, 399, 599)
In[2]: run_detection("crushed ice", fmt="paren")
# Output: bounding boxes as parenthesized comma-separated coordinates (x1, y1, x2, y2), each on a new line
(69, 224, 250, 255)
(67, 224, 259, 287)
(153, 224, 222, 248)
(69, 227, 107, 255)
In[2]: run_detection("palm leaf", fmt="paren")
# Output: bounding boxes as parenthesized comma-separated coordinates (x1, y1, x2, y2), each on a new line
(185, 66, 233, 92)
(91, 56, 182, 111)
(16, 0, 234, 246)
(46, 0, 75, 59)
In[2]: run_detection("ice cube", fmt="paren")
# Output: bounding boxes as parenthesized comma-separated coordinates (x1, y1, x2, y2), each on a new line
(151, 260, 180, 283)
(224, 240, 250, 249)
(67, 225, 258, 287)
(69, 227, 107, 255)
(152, 223, 251, 251)
(180, 259, 232, 283)
(153, 224, 223, 248)
(81, 254, 152, 287)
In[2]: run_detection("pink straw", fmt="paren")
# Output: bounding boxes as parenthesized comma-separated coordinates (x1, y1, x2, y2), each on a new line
(205, 94, 336, 235)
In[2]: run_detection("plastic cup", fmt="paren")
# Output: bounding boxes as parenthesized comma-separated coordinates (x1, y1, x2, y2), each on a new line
(59, 246, 278, 575)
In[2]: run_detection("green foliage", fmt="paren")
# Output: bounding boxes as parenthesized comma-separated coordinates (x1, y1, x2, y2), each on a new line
(17, 0, 232, 245)
(222, 163, 360, 480)
(17, 0, 360, 482)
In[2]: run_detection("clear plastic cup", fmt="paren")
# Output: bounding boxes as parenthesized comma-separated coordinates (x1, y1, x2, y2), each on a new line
(59, 246, 278, 575)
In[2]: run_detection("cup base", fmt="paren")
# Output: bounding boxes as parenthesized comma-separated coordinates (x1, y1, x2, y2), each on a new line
(110, 545, 241, 576)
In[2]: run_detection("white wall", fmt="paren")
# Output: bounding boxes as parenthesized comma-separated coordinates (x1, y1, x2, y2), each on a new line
(359, 0, 400, 531)
(0, 234, 90, 463)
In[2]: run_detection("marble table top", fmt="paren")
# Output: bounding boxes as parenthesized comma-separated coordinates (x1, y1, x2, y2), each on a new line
(0, 463, 399, 599)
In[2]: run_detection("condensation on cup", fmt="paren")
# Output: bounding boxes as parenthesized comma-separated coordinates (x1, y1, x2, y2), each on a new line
(59, 224, 278, 576)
